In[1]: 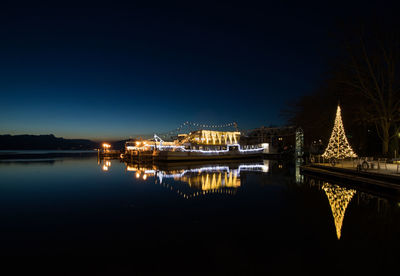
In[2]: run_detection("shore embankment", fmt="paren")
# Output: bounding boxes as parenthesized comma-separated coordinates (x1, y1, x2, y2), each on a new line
(301, 162, 400, 192)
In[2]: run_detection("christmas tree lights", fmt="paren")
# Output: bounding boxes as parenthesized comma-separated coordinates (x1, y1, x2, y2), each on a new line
(322, 105, 357, 159)
(323, 183, 356, 240)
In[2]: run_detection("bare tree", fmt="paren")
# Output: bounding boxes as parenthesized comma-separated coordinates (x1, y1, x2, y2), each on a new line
(339, 26, 400, 155)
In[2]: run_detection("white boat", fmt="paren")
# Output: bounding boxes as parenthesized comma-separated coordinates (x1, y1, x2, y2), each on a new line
(124, 130, 268, 162)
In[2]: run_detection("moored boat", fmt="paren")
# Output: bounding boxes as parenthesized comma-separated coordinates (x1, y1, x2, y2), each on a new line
(123, 129, 268, 162)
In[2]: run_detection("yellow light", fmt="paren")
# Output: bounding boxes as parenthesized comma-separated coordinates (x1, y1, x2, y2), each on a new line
(323, 182, 356, 240)
(126, 166, 136, 171)
(136, 141, 141, 146)
(102, 165, 108, 171)
(143, 174, 147, 180)
(105, 161, 111, 166)
(136, 172, 140, 178)
(322, 105, 357, 159)
(102, 143, 111, 148)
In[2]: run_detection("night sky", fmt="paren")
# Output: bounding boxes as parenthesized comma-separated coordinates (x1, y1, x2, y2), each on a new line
(0, 1, 388, 140)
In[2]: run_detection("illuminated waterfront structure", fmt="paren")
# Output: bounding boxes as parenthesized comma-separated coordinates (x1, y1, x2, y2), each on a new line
(123, 127, 266, 162)
(185, 130, 240, 145)
(102, 143, 111, 151)
(244, 126, 300, 155)
(323, 182, 356, 240)
(295, 127, 304, 158)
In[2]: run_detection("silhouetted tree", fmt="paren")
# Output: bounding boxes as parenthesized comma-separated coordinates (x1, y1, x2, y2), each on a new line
(283, 18, 400, 157)
(337, 24, 400, 155)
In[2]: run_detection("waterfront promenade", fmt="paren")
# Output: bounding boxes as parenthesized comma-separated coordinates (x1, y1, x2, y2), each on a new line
(316, 159, 400, 175)
(301, 160, 400, 192)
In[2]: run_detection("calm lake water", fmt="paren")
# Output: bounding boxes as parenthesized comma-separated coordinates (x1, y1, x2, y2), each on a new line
(1, 156, 399, 274)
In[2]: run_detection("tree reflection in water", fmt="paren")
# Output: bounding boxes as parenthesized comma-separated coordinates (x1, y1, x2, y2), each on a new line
(322, 182, 356, 240)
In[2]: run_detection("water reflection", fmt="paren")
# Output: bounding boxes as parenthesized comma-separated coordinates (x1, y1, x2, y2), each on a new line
(304, 176, 399, 241)
(295, 158, 303, 184)
(322, 182, 356, 240)
(1, 156, 400, 269)
(99, 158, 112, 171)
(95, 158, 399, 242)
(180, 169, 240, 191)
(122, 160, 269, 198)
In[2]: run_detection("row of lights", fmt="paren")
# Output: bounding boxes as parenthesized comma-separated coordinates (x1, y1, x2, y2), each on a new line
(102, 143, 111, 149)
(155, 179, 237, 199)
(155, 143, 265, 154)
(102, 160, 111, 171)
(169, 121, 237, 134)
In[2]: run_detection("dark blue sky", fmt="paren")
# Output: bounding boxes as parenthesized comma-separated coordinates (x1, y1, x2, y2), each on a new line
(0, 1, 387, 140)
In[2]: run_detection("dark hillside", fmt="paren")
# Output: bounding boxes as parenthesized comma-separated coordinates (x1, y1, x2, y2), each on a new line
(0, 134, 99, 150)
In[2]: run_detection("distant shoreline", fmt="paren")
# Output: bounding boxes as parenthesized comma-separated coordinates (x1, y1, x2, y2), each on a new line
(0, 150, 98, 160)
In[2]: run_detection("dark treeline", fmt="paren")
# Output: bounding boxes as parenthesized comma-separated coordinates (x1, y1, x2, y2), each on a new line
(283, 16, 400, 157)
(0, 134, 133, 150)
(0, 134, 98, 150)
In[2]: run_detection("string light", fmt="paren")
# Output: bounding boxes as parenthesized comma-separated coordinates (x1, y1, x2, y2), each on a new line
(161, 121, 238, 137)
(155, 142, 264, 154)
(151, 134, 265, 153)
(156, 163, 268, 183)
(323, 182, 356, 240)
(322, 105, 357, 159)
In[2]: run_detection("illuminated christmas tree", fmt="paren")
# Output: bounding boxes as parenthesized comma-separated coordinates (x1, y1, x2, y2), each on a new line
(322, 105, 357, 159)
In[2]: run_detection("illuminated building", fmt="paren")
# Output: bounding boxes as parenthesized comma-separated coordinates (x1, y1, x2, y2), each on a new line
(244, 126, 300, 154)
(184, 130, 240, 145)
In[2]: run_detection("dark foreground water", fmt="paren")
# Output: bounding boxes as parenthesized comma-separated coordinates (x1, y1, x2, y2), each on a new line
(0, 157, 399, 275)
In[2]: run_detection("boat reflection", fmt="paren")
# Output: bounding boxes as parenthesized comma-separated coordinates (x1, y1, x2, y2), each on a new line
(125, 160, 269, 198)
(180, 169, 240, 191)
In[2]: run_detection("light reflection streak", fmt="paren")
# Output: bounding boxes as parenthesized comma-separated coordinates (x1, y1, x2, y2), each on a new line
(155, 163, 268, 184)
(322, 182, 356, 240)
(102, 159, 111, 171)
(125, 162, 269, 198)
